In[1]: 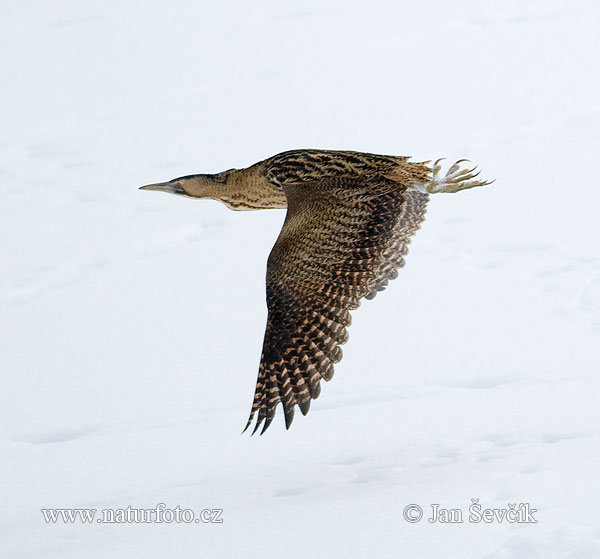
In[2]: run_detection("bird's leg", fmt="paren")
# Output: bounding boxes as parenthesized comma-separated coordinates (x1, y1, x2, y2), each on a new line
(414, 159, 494, 194)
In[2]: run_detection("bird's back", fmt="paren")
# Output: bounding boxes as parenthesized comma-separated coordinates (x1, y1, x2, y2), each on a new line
(263, 149, 427, 186)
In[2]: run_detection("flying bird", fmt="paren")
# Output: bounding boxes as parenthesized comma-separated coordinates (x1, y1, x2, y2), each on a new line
(140, 149, 492, 434)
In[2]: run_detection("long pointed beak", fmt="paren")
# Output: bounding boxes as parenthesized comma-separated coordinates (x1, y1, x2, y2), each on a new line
(139, 181, 185, 195)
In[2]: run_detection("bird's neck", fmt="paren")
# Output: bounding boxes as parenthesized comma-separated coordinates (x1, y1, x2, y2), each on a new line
(195, 163, 287, 211)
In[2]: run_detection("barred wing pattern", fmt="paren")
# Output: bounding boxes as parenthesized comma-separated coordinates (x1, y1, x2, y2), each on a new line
(366, 187, 429, 299)
(244, 176, 429, 434)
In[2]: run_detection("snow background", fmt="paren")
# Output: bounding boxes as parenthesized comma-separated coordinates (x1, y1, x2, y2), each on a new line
(2, 0, 599, 557)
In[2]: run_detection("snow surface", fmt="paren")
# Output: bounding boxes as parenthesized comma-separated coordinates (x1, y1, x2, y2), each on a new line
(2, 0, 600, 557)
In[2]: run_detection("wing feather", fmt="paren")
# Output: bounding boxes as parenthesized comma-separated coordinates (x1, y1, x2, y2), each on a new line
(244, 176, 429, 433)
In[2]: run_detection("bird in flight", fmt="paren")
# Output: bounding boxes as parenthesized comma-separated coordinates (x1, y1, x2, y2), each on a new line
(140, 149, 492, 434)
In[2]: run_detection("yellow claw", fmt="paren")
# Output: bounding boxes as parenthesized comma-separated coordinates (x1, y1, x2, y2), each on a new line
(433, 157, 446, 175)
(454, 164, 476, 176)
(448, 159, 470, 175)
(449, 169, 481, 183)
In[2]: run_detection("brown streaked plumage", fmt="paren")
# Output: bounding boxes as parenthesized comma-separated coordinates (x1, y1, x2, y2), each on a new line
(140, 149, 492, 434)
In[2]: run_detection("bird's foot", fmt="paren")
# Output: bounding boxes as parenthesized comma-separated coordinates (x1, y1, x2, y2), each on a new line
(415, 159, 494, 194)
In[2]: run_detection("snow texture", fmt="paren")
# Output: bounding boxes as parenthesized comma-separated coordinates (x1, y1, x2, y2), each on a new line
(2, 0, 599, 557)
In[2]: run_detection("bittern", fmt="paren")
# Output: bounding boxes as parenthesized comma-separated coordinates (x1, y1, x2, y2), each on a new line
(140, 149, 492, 434)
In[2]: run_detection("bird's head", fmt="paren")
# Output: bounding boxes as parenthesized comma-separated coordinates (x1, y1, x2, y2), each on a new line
(139, 171, 232, 200)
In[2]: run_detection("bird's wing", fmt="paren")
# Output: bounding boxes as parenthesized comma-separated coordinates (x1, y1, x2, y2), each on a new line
(244, 176, 429, 434)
